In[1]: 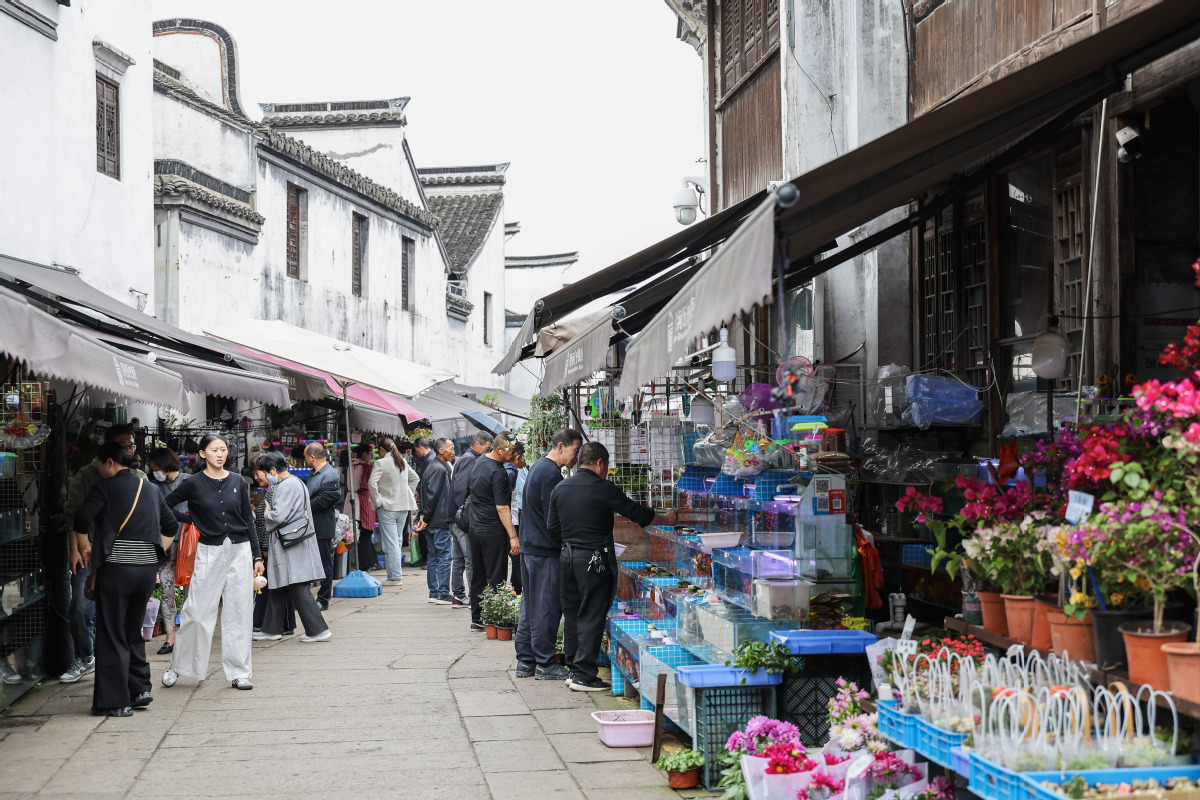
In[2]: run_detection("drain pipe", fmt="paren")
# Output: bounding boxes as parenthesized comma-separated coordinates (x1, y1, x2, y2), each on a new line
(875, 593, 908, 635)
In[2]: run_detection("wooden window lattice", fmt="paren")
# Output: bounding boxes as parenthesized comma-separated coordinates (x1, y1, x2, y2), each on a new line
(286, 184, 301, 278)
(1054, 146, 1086, 389)
(351, 213, 366, 297)
(96, 76, 119, 179)
(719, 0, 780, 98)
(401, 236, 413, 311)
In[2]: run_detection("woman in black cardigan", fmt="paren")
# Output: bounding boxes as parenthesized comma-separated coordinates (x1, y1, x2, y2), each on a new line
(72, 441, 180, 717)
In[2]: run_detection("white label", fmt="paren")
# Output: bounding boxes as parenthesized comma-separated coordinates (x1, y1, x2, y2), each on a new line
(1065, 490, 1095, 524)
(884, 386, 894, 413)
(846, 754, 876, 785)
(900, 614, 916, 640)
(896, 639, 918, 656)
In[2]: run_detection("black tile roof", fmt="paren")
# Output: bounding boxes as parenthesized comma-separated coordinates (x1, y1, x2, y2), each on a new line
(427, 193, 504, 273)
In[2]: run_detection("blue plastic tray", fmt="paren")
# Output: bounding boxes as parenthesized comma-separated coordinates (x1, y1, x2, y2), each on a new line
(676, 664, 783, 688)
(769, 629, 878, 655)
(1022, 766, 1200, 800)
(950, 746, 970, 779)
(969, 750, 1025, 800)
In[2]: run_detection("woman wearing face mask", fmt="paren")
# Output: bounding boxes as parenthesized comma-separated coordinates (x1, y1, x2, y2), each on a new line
(71, 441, 179, 716)
(161, 434, 264, 690)
(146, 449, 190, 655)
(255, 452, 330, 642)
(249, 456, 295, 635)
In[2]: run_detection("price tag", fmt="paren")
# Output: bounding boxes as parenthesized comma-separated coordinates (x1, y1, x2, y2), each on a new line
(1065, 491, 1095, 524)
(896, 639, 918, 656)
(901, 614, 916, 641)
(884, 386, 894, 413)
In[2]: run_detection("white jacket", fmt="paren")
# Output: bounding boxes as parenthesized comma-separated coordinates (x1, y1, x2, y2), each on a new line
(368, 455, 420, 511)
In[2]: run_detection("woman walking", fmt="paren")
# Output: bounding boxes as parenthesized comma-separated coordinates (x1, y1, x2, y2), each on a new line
(161, 434, 264, 690)
(147, 448, 189, 655)
(255, 452, 330, 642)
(249, 456, 294, 635)
(368, 437, 419, 584)
(345, 443, 379, 571)
(71, 441, 180, 716)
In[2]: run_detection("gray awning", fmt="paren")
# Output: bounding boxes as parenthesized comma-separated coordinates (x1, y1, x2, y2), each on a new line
(154, 354, 292, 408)
(347, 402, 405, 436)
(494, 309, 537, 376)
(445, 382, 530, 418)
(0, 288, 189, 412)
(539, 310, 616, 398)
(414, 385, 501, 423)
(617, 196, 777, 398)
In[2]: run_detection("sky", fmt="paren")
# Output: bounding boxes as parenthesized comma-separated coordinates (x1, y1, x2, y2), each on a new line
(151, 0, 707, 285)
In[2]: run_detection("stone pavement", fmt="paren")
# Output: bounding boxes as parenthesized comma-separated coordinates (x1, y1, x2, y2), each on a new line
(0, 579, 716, 800)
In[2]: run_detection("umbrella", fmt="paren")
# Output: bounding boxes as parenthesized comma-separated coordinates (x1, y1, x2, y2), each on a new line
(460, 411, 510, 438)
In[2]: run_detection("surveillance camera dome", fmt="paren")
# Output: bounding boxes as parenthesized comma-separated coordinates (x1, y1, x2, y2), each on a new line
(1116, 126, 1142, 163)
(676, 205, 698, 225)
(673, 184, 699, 226)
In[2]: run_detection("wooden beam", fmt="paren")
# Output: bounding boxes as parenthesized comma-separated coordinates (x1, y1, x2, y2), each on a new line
(651, 672, 668, 763)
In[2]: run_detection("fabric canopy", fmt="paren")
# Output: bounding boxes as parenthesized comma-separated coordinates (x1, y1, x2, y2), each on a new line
(414, 385, 501, 424)
(348, 402, 406, 436)
(539, 310, 616, 398)
(0, 288, 189, 412)
(206, 319, 455, 399)
(445, 382, 530, 419)
(617, 196, 778, 397)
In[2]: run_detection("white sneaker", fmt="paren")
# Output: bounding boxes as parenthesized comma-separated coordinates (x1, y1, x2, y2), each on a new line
(59, 657, 93, 684)
(161, 668, 178, 688)
(231, 678, 253, 690)
(299, 629, 332, 643)
(0, 660, 23, 685)
(252, 631, 282, 641)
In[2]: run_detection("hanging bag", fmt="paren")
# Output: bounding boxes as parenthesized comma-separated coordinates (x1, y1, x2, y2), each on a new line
(85, 479, 143, 600)
(174, 522, 200, 587)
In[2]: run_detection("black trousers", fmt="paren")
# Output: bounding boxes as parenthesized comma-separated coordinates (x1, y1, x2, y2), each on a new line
(93, 562, 156, 710)
(559, 544, 617, 682)
(509, 553, 523, 595)
(316, 539, 334, 604)
(468, 531, 510, 624)
(261, 582, 327, 637)
(356, 526, 379, 570)
(253, 551, 295, 631)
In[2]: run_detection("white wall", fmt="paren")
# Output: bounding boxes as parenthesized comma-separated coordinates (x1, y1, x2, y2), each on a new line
(505, 264, 570, 316)
(0, 0, 155, 307)
(287, 125, 422, 204)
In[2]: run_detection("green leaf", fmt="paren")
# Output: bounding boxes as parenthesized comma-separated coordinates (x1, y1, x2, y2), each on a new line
(1125, 473, 1141, 489)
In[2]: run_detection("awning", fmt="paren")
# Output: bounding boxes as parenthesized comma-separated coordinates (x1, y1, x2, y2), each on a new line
(414, 385, 502, 424)
(539, 310, 617, 398)
(444, 382, 530, 419)
(775, 1, 1200, 279)
(0, 254, 241, 360)
(617, 196, 777, 397)
(205, 318, 456, 398)
(348, 402, 406, 436)
(0, 288, 189, 412)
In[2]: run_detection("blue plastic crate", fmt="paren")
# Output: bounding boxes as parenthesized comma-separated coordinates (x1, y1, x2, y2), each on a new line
(676, 664, 783, 688)
(876, 699, 903, 744)
(1022, 766, 1200, 800)
(896, 710, 919, 750)
(752, 470, 800, 500)
(928, 722, 966, 769)
(970, 750, 1025, 800)
(769, 629, 878, 655)
(950, 746, 970, 779)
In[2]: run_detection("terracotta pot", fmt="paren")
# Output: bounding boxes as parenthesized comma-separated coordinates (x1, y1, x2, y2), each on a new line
(1119, 620, 1192, 689)
(1032, 596, 1057, 652)
(666, 767, 700, 789)
(486, 624, 498, 640)
(497, 627, 513, 641)
(1046, 610, 1096, 663)
(978, 591, 1008, 637)
(1001, 594, 1035, 644)
(1162, 643, 1200, 705)
(1092, 606, 1152, 671)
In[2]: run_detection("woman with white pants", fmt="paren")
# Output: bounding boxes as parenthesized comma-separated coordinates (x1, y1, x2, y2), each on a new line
(368, 438, 419, 583)
(161, 435, 264, 690)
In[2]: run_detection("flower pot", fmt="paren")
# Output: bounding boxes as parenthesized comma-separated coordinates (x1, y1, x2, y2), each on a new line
(497, 627, 513, 641)
(666, 767, 700, 789)
(1119, 620, 1192, 689)
(1046, 610, 1095, 663)
(486, 624, 498, 640)
(978, 591, 1008, 637)
(1162, 643, 1200, 705)
(1001, 594, 1035, 644)
(1032, 596, 1057, 652)
(1091, 606, 1151, 671)
(962, 591, 984, 626)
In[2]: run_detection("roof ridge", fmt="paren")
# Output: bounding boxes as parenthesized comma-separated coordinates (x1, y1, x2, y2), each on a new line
(154, 174, 265, 224)
(426, 192, 504, 273)
(153, 70, 255, 128)
(420, 174, 506, 187)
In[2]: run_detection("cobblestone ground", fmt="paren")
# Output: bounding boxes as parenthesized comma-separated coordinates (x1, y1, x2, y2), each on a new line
(0, 579, 714, 799)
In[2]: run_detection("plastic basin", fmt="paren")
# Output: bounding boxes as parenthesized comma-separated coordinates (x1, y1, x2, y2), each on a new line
(591, 709, 657, 747)
(697, 532, 743, 552)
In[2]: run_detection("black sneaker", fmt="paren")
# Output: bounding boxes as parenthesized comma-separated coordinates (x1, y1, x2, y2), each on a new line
(469, 622, 486, 632)
(535, 664, 571, 682)
(514, 661, 536, 678)
(568, 674, 611, 692)
(131, 691, 153, 708)
(451, 596, 469, 608)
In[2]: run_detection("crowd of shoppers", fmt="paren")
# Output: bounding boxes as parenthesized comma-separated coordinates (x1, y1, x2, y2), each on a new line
(60, 422, 670, 714)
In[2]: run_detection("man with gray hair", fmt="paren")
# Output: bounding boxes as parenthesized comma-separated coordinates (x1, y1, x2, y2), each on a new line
(305, 442, 344, 610)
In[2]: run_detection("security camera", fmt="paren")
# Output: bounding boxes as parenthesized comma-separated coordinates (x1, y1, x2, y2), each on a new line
(1116, 126, 1142, 163)
(673, 176, 707, 225)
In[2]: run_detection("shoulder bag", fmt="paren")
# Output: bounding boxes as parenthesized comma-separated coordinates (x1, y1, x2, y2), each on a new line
(85, 479, 143, 600)
(277, 485, 315, 549)
(453, 465, 471, 534)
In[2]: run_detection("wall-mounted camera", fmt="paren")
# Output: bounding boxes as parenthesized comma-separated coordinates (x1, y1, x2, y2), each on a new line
(1116, 126, 1143, 163)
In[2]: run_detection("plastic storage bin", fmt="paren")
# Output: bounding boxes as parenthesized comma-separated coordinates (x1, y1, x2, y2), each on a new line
(674, 536, 712, 588)
(969, 750, 1024, 800)
(796, 515, 854, 580)
(750, 578, 811, 622)
(712, 547, 797, 609)
(769, 629, 877, 746)
(687, 675, 778, 790)
(753, 499, 798, 548)
(639, 644, 705, 731)
(591, 710, 657, 748)
(1021, 766, 1200, 800)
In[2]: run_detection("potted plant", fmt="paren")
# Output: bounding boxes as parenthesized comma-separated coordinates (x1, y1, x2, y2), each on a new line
(962, 514, 1049, 644)
(654, 747, 705, 789)
(496, 590, 520, 641)
(725, 640, 800, 684)
(1162, 521, 1200, 703)
(479, 585, 503, 639)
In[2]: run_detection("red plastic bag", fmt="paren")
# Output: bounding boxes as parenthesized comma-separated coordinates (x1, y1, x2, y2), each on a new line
(174, 523, 200, 587)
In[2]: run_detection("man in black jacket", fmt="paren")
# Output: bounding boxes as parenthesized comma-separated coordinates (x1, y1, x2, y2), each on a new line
(410, 438, 436, 567)
(447, 432, 492, 607)
(513, 429, 582, 681)
(414, 438, 456, 603)
(305, 443, 344, 609)
(549, 441, 675, 692)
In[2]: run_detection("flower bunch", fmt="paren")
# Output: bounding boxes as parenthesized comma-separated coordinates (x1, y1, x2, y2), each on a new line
(911, 776, 956, 800)
(762, 741, 816, 774)
(797, 770, 848, 800)
(955, 475, 1036, 524)
(823, 753, 852, 767)
(962, 514, 1052, 595)
(724, 716, 803, 757)
(894, 485, 943, 523)
(829, 711, 887, 754)
(1067, 426, 1130, 489)
(867, 751, 921, 786)
(827, 677, 871, 727)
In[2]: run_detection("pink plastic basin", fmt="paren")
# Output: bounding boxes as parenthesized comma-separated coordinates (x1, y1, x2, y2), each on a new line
(591, 710, 656, 747)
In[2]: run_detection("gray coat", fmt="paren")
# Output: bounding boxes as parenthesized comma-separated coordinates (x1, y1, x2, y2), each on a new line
(263, 474, 324, 588)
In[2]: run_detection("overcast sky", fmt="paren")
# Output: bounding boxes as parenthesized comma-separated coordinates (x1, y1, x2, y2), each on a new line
(152, 0, 707, 287)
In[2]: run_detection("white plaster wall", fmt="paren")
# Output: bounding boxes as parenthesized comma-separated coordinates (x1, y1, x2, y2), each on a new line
(152, 91, 256, 190)
(150, 29, 227, 109)
(448, 209, 509, 388)
(0, 0, 155, 307)
(505, 265, 570, 316)
(288, 126, 422, 205)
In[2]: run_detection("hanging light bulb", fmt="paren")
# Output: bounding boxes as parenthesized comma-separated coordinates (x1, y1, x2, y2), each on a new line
(712, 327, 737, 383)
(1031, 315, 1069, 379)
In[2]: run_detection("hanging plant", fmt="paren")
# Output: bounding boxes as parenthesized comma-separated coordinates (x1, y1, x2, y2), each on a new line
(518, 395, 567, 459)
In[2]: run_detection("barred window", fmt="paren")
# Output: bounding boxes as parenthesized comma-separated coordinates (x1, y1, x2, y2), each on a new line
(96, 76, 119, 179)
(351, 213, 367, 297)
(401, 236, 414, 311)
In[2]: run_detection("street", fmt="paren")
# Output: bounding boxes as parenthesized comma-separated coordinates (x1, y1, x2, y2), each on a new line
(0, 583, 704, 800)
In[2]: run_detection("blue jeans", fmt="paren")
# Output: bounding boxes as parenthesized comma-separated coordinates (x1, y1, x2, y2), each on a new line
(425, 528, 452, 598)
(69, 566, 96, 659)
(375, 509, 408, 581)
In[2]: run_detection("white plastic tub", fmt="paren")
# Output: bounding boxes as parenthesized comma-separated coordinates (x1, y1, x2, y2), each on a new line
(697, 531, 744, 553)
(591, 709, 657, 747)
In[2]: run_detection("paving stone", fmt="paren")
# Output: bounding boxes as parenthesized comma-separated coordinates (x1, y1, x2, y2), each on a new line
(583, 787, 686, 800)
(486, 770, 585, 799)
(463, 713, 543, 741)
(534, 707, 601, 734)
(568, 759, 665, 789)
(473, 738, 564, 773)
(454, 688, 530, 717)
(549, 732, 653, 762)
